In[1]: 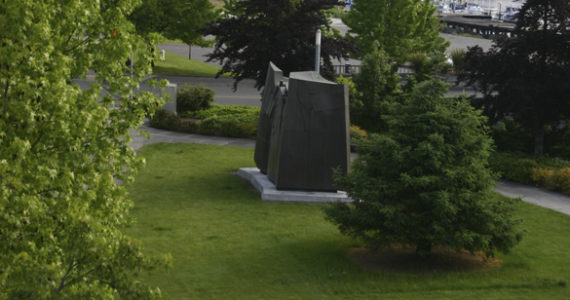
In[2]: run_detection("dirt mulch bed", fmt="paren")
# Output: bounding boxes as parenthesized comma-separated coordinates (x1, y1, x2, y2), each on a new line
(347, 245, 502, 274)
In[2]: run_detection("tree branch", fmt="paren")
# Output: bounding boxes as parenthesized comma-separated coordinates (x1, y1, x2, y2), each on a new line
(2, 77, 9, 118)
(64, 36, 91, 54)
(59, 265, 100, 291)
(55, 258, 76, 294)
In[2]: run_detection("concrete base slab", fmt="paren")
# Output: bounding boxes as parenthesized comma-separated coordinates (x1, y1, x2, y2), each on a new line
(237, 167, 352, 203)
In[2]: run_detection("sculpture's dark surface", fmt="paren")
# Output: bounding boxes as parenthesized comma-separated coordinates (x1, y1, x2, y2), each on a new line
(254, 63, 350, 192)
(254, 62, 285, 174)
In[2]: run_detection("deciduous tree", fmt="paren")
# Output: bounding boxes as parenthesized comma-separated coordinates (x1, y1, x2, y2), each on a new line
(343, 0, 447, 65)
(202, 0, 356, 89)
(460, 0, 570, 155)
(0, 0, 167, 297)
(130, 0, 219, 59)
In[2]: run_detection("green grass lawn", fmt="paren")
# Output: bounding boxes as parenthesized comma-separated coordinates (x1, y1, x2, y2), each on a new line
(153, 50, 223, 77)
(127, 143, 570, 299)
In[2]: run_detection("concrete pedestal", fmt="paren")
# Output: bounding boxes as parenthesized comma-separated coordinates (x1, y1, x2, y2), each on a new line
(237, 167, 352, 203)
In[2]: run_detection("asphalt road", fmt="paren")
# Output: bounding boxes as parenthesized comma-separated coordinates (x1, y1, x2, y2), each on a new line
(141, 75, 478, 107)
(441, 33, 492, 52)
(155, 76, 262, 106)
(74, 75, 478, 108)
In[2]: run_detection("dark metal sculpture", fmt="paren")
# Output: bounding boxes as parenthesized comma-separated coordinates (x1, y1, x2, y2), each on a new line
(254, 63, 350, 192)
(254, 62, 286, 174)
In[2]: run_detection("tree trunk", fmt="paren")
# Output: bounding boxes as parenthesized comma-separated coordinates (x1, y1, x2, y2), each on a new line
(534, 126, 544, 155)
(416, 240, 432, 257)
(188, 44, 192, 60)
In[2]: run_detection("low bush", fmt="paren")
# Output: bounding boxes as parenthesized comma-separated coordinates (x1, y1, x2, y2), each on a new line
(489, 152, 539, 185)
(531, 168, 556, 188)
(449, 48, 466, 74)
(532, 167, 570, 195)
(177, 83, 214, 112)
(337, 76, 363, 126)
(491, 117, 570, 159)
(349, 125, 368, 151)
(490, 151, 570, 195)
(149, 108, 183, 130)
(183, 104, 259, 121)
(150, 105, 260, 139)
(198, 115, 258, 138)
(545, 125, 570, 160)
(326, 7, 347, 19)
(491, 118, 535, 154)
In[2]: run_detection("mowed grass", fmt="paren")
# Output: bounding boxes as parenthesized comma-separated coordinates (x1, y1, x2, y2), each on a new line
(153, 50, 223, 77)
(127, 143, 570, 299)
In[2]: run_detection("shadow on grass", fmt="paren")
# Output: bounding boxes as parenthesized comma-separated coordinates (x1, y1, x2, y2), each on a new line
(347, 245, 501, 274)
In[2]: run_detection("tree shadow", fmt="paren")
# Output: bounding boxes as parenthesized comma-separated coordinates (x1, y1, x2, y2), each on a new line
(347, 245, 502, 274)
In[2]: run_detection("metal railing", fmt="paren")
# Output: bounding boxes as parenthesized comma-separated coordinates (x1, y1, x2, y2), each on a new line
(332, 64, 416, 77)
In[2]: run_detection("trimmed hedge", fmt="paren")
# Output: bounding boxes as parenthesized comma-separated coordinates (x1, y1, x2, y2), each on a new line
(182, 104, 259, 121)
(149, 104, 260, 139)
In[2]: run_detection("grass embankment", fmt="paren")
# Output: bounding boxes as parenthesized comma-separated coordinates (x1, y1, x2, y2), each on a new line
(153, 50, 222, 77)
(127, 143, 570, 299)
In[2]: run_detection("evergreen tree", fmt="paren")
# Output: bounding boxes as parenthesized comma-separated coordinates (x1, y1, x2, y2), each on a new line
(202, 0, 356, 89)
(325, 81, 522, 257)
(0, 0, 167, 297)
(461, 0, 570, 155)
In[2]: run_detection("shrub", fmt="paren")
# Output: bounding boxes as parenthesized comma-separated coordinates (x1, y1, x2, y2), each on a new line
(491, 118, 534, 154)
(553, 168, 570, 194)
(149, 104, 259, 138)
(184, 104, 259, 120)
(450, 48, 466, 73)
(326, 7, 347, 19)
(532, 167, 570, 195)
(350, 125, 367, 138)
(545, 125, 570, 159)
(349, 125, 368, 149)
(198, 115, 257, 138)
(489, 152, 539, 185)
(325, 80, 522, 257)
(149, 108, 182, 130)
(490, 151, 570, 187)
(337, 75, 362, 122)
(531, 168, 556, 189)
(490, 118, 570, 158)
(177, 83, 214, 112)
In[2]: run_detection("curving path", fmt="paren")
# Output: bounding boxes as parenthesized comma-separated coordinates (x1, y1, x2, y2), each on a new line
(131, 124, 570, 216)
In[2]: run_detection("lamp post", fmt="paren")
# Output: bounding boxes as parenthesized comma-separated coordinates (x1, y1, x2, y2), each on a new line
(499, 2, 502, 20)
(315, 29, 321, 74)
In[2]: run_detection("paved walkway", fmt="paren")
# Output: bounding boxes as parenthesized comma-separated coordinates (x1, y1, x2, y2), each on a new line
(132, 125, 570, 216)
(131, 124, 255, 151)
